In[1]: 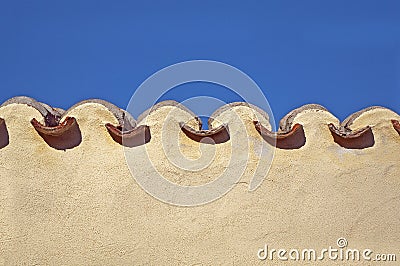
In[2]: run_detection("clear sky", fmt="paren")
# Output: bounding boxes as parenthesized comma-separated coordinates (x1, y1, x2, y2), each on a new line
(0, 0, 399, 127)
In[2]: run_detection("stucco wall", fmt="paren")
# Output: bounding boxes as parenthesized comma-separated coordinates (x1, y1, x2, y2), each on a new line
(0, 97, 399, 265)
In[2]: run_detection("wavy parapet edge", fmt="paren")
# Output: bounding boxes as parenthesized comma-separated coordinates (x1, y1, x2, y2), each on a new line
(1, 96, 62, 126)
(137, 100, 197, 124)
(0, 97, 399, 150)
(65, 99, 136, 130)
(279, 104, 328, 132)
(342, 106, 385, 129)
(209, 102, 271, 128)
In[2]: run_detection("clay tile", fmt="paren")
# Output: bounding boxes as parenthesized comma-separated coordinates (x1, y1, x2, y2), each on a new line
(328, 124, 374, 149)
(0, 118, 9, 149)
(392, 120, 400, 136)
(179, 117, 230, 145)
(31, 117, 76, 136)
(254, 121, 306, 149)
(31, 117, 82, 150)
(105, 123, 150, 147)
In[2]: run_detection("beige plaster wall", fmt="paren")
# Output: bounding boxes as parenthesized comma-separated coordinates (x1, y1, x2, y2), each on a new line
(0, 99, 399, 265)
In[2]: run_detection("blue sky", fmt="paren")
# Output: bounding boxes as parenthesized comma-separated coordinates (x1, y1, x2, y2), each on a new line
(0, 0, 399, 127)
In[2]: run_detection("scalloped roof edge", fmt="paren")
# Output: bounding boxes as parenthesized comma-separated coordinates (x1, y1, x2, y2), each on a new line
(1, 96, 399, 131)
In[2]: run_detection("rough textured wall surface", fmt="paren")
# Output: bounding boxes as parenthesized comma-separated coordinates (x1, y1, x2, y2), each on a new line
(0, 97, 399, 265)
